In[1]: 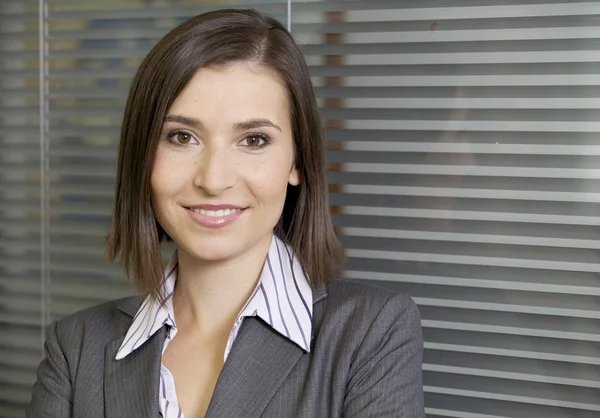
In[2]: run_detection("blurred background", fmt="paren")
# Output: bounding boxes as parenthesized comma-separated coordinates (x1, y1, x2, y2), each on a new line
(1, 0, 600, 417)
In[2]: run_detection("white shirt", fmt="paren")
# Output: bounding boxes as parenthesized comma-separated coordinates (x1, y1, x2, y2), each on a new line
(115, 235, 313, 417)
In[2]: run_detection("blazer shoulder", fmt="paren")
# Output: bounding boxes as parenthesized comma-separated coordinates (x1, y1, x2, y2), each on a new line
(51, 295, 142, 349)
(324, 277, 416, 312)
(323, 279, 425, 417)
(318, 277, 421, 340)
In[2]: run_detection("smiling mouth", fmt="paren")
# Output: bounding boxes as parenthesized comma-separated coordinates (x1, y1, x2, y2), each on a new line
(188, 207, 243, 217)
(183, 205, 247, 229)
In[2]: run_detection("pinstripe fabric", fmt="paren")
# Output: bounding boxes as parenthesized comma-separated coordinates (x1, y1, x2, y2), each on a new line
(114, 234, 313, 418)
(27, 278, 424, 417)
(204, 281, 425, 417)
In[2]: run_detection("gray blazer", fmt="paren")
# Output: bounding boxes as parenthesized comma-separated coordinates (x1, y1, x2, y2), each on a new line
(27, 278, 424, 417)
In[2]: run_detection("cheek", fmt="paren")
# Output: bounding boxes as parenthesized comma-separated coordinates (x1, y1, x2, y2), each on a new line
(247, 156, 292, 201)
(150, 152, 169, 198)
(151, 149, 189, 199)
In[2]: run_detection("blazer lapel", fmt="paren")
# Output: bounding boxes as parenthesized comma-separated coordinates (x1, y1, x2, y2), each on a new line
(206, 284, 329, 418)
(312, 284, 327, 306)
(99, 286, 329, 417)
(104, 309, 166, 418)
(205, 317, 304, 418)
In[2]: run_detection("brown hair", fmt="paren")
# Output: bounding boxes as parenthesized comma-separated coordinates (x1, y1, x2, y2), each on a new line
(106, 9, 345, 303)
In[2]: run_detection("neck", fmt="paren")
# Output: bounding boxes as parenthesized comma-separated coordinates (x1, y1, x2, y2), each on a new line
(172, 234, 273, 337)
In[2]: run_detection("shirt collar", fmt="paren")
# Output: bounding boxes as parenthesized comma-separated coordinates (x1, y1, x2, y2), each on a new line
(115, 235, 313, 360)
(115, 253, 178, 360)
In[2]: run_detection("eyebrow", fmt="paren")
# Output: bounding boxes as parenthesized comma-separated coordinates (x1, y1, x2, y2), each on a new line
(164, 115, 282, 132)
(164, 115, 201, 127)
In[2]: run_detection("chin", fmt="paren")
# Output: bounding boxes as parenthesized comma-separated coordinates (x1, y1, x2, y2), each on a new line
(186, 245, 238, 263)
(174, 228, 274, 264)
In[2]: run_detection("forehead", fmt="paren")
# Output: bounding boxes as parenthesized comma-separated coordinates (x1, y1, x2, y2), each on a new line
(167, 63, 290, 129)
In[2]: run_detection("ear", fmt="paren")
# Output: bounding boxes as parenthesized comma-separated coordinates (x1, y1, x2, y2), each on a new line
(288, 165, 300, 186)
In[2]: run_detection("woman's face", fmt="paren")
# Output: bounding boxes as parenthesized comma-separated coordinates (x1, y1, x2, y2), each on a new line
(151, 63, 299, 263)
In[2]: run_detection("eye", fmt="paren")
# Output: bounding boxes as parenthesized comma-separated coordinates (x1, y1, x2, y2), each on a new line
(242, 134, 270, 148)
(167, 130, 198, 145)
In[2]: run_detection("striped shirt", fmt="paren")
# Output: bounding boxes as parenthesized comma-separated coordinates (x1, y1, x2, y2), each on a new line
(115, 235, 313, 418)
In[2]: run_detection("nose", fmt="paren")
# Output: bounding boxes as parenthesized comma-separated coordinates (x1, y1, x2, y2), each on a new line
(193, 144, 237, 196)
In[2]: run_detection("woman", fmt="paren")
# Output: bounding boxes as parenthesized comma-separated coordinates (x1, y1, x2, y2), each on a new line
(27, 9, 424, 418)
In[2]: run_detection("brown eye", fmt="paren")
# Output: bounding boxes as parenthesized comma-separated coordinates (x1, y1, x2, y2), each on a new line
(166, 130, 197, 145)
(243, 134, 269, 148)
(176, 132, 192, 144)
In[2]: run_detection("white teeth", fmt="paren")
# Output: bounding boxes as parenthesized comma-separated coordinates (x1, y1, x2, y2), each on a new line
(191, 208, 241, 217)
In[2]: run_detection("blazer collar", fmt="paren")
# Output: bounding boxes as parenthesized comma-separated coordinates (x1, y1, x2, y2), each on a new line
(205, 284, 327, 417)
(204, 317, 301, 417)
(312, 283, 327, 305)
(117, 295, 143, 318)
(112, 284, 328, 418)
(104, 307, 164, 417)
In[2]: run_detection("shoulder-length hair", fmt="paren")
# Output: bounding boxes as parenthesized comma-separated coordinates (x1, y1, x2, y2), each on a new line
(106, 9, 344, 302)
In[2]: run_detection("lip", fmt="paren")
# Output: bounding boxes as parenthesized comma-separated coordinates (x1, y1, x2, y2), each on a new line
(184, 205, 246, 229)
(186, 204, 245, 210)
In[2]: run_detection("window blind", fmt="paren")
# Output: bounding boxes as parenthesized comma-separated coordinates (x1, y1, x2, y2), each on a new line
(291, 1, 600, 417)
(0, 1, 44, 416)
(0, 1, 287, 416)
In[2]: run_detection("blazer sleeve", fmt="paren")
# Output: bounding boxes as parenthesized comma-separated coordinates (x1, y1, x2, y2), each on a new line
(343, 294, 425, 418)
(26, 320, 73, 418)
